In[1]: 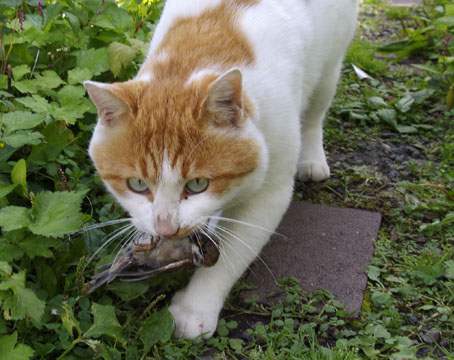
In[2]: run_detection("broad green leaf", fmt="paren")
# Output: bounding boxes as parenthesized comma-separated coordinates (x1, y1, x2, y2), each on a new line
(377, 108, 397, 128)
(35, 71, 65, 89)
(0, 242, 23, 262)
(1, 271, 45, 323)
(0, 332, 34, 360)
(16, 95, 51, 113)
(67, 68, 93, 85)
(128, 38, 149, 57)
(12, 80, 38, 94)
(396, 95, 415, 113)
(58, 85, 86, 101)
(18, 236, 60, 259)
(28, 191, 87, 238)
(0, 206, 31, 232)
(140, 308, 173, 352)
(64, 11, 81, 34)
(106, 281, 149, 301)
(73, 48, 110, 76)
(107, 42, 138, 77)
(2, 131, 44, 148)
(0, 261, 12, 276)
(11, 159, 27, 197)
(28, 122, 73, 163)
(12, 65, 30, 81)
(84, 303, 125, 345)
(34, 258, 58, 298)
(396, 125, 418, 134)
(1, 111, 44, 134)
(94, 5, 133, 31)
(61, 303, 81, 337)
(445, 260, 454, 280)
(50, 99, 91, 125)
(0, 181, 17, 198)
(434, 16, 454, 27)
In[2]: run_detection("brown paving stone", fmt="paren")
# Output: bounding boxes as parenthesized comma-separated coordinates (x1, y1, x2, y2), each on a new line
(241, 202, 381, 313)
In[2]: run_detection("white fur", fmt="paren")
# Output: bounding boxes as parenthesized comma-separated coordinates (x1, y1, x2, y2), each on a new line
(166, 0, 357, 339)
(89, 0, 358, 340)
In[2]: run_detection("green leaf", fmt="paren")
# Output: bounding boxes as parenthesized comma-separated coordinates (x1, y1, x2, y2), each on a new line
(28, 191, 87, 238)
(0, 181, 17, 199)
(18, 236, 60, 259)
(11, 159, 27, 197)
(35, 70, 65, 89)
(434, 16, 454, 27)
(67, 68, 93, 85)
(28, 122, 73, 164)
(140, 308, 173, 352)
(377, 108, 397, 128)
(107, 42, 138, 77)
(0, 242, 23, 262)
(2, 111, 45, 134)
(444, 260, 454, 280)
(0, 261, 12, 276)
(106, 281, 149, 301)
(50, 99, 91, 125)
(1, 271, 45, 323)
(72, 48, 110, 76)
(84, 303, 125, 345)
(0, 332, 34, 360)
(12, 80, 38, 94)
(2, 131, 44, 148)
(0, 206, 31, 232)
(16, 95, 51, 113)
(61, 303, 81, 337)
(12, 65, 31, 81)
(58, 85, 86, 101)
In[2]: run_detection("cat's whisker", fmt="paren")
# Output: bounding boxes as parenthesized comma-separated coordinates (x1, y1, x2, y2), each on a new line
(208, 215, 283, 237)
(213, 224, 276, 282)
(79, 218, 133, 233)
(201, 225, 251, 276)
(198, 226, 234, 274)
(84, 223, 135, 271)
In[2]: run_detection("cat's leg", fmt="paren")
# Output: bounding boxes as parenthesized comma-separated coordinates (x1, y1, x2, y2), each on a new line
(169, 179, 294, 339)
(297, 61, 343, 182)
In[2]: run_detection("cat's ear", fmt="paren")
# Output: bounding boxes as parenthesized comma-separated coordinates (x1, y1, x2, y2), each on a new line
(204, 68, 245, 127)
(83, 81, 130, 126)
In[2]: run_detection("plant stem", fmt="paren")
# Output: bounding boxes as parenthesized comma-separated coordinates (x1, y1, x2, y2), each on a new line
(56, 336, 82, 360)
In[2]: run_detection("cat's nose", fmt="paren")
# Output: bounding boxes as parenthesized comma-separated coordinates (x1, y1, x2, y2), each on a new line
(155, 214, 180, 238)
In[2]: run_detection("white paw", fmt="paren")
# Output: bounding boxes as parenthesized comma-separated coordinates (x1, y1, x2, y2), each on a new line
(168, 291, 219, 339)
(297, 160, 330, 182)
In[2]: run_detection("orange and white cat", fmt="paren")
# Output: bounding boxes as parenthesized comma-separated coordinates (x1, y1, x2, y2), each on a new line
(84, 0, 358, 339)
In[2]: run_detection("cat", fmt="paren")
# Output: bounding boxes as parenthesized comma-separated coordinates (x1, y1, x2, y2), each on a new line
(84, 0, 358, 339)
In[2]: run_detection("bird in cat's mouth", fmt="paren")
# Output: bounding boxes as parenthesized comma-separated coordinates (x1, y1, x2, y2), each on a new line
(85, 231, 220, 294)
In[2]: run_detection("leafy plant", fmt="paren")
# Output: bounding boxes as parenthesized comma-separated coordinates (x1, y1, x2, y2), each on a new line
(379, 0, 454, 108)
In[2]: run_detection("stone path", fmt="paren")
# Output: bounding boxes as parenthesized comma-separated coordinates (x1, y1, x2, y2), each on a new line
(241, 202, 381, 313)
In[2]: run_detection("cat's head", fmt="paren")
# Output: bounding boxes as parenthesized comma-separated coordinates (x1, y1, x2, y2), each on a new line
(84, 68, 267, 238)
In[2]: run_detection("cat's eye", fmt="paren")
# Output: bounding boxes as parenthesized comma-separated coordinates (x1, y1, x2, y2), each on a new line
(127, 178, 149, 193)
(185, 178, 209, 195)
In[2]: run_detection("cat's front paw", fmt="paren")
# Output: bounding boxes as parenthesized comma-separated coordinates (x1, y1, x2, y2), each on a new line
(297, 160, 330, 182)
(169, 290, 220, 339)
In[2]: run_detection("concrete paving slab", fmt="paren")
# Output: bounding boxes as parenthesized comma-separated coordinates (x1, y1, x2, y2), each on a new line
(241, 202, 381, 313)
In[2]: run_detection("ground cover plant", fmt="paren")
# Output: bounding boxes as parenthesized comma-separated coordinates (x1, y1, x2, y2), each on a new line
(0, 0, 453, 358)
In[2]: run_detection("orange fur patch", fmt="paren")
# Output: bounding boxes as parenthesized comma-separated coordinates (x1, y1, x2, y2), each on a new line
(91, 1, 262, 199)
